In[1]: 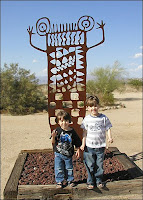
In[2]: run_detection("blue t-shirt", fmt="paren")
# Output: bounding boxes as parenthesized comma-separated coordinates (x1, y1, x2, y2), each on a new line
(53, 127, 82, 157)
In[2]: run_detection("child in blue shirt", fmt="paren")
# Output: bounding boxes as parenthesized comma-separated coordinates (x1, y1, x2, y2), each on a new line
(51, 110, 82, 188)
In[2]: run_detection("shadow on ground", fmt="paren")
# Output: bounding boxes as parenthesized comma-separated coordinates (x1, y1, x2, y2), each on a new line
(129, 152, 143, 162)
(115, 97, 142, 101)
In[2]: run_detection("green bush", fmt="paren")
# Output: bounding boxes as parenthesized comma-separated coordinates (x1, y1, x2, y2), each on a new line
(86, 61, 126, 105)
(128, 79, 142, 90)
(1, 63, 47, 115)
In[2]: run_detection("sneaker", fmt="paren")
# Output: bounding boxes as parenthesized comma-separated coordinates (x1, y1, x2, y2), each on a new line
(87, 184, 94, 190)
(56, 182, 62, 189)
(97, 182, 104, 189)
(68, 181, 76, 187)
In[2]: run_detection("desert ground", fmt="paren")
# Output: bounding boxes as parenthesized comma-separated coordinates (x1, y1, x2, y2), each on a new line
(1, 89, 142, 199)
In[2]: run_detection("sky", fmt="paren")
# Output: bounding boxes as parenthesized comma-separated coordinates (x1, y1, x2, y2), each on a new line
(1, 1, 143, 80)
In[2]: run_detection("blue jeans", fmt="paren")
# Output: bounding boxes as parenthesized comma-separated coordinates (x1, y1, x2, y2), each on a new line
(54, 152, 74, 183)
(83, 146, 105, 186)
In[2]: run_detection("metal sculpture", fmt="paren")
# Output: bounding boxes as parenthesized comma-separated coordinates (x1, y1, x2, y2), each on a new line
(27, 16, 105, 139)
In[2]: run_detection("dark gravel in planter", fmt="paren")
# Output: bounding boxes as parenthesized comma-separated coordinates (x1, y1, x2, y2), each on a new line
(19, 149, 132, 185)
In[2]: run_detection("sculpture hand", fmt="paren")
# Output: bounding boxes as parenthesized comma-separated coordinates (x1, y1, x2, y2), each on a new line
(96, 20, 105, 30)
(27, 26, 35, 36)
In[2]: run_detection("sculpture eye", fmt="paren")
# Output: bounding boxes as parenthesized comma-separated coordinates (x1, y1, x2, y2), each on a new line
(36, 17, 50, 36)
(77, 15, 95, 32)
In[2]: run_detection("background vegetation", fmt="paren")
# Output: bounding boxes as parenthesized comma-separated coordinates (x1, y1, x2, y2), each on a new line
(1, 62, 142, 115)
(127, 78, 143, 91)
(1, 63, 47, 115)
(86, 61, 126, 105)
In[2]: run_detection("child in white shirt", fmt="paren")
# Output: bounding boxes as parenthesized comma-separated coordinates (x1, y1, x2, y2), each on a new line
(80, 95, 113, 189)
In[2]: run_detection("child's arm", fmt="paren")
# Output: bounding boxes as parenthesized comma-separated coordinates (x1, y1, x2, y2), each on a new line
(80, 129, 87, 151)
(107, 128, 113, 143)
(73, 129, 82, 158)
(51, 130, 58, 145)
(75, 147, 81, 158)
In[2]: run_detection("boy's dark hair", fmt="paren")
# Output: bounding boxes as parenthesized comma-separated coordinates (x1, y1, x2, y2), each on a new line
(55, 110, 71, 123)
(86, 95, 100, 107)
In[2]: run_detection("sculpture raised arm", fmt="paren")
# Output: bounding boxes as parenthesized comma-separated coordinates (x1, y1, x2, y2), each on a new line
(76, 16, 105, 52)
(27, 17, 51, 53)
(87, 20, 105, 51)
(27, 26, 46, 53)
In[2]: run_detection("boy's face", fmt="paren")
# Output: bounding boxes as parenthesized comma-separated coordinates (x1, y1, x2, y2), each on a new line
(87, 104, 100, 116)
(58, 118, 70, 130)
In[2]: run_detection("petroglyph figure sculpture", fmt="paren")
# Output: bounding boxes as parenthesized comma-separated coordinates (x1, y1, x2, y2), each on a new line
(27, 16, 105, 138)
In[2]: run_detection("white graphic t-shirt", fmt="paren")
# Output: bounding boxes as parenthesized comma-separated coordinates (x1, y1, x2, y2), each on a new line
(81, 114, 112, 148)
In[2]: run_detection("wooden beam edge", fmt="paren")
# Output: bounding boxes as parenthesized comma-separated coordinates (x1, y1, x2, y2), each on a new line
(17, 179, 143, 199)
(20, 148, 53, 153)
(108, 147, 143, 179)
(3, 152, 27, 200)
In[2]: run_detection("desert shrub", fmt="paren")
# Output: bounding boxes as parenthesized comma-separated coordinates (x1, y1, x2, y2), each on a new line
(127, 78, 142, 90)
(78, 101, 84, 107)
(1, 63, 47, 115)
(38, 84, 48, 96)
(86, 80, 97, 96)
(86, 61, 126, 105)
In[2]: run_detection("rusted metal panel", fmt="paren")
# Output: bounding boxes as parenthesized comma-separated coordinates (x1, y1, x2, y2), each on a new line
(27, 16, 105, 137)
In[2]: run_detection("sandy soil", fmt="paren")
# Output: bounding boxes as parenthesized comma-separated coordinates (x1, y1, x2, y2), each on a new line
(1, 91, 142, 199)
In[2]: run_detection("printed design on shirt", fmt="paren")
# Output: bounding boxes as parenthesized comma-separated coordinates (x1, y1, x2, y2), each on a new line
(81, 114, 112, 148)
(56, 131, 73, 156)
(60, 133, 72, 143)
(89, 122, 104, 132)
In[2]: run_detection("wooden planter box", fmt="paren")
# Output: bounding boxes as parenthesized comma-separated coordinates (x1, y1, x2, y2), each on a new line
(4, 147, 143, 200)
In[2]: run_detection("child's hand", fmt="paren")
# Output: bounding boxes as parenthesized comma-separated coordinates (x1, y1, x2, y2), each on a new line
(51, 129, 57, 138)
(80, 145, 85, 151)
(108, 138, 113, 143)
(76, 148, 81, 158)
